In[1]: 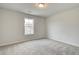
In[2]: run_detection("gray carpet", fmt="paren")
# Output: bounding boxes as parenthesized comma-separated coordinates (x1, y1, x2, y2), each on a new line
(0, 39, 79, 55)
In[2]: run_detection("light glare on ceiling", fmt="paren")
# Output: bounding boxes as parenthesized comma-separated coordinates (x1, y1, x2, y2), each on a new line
(34, 3, 48, 9)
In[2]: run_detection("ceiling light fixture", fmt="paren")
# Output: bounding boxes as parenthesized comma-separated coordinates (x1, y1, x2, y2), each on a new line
(34, 3, 48, 9)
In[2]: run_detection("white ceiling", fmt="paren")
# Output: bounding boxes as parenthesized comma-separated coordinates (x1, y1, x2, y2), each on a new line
(0, 3, 79, 17)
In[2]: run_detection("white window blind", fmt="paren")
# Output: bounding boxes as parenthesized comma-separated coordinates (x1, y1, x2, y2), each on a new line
(24, 18, 34, 35)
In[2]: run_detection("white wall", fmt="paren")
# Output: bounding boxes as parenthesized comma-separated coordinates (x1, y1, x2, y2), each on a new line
(46, 8, 79, 47)
(0, 8, 46, 46)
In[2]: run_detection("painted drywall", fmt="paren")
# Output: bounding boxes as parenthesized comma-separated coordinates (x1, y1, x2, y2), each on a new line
(0, 8, 46, 46)
(46, 8, 79, 47)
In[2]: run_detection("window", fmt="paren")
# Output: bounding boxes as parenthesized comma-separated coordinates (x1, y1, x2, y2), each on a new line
(24, 18, 34, 35)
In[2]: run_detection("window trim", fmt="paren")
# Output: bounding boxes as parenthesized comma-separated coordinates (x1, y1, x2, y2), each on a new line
(24, 18, 34, 35)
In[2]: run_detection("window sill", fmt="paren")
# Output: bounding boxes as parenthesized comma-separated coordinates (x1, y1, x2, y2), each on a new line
(24, 34, 34, 36)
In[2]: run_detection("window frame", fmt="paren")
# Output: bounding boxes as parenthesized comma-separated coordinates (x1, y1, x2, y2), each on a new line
(24, 18, 34, 35)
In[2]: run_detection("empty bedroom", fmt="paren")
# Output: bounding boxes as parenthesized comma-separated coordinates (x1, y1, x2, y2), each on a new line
(0, 3, 79, 55)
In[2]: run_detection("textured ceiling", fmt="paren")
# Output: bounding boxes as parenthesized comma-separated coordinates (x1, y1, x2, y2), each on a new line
(0, 3, 79, 17)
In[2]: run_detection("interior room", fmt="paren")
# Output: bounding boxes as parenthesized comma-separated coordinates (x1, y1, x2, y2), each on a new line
(0, 3, 79, 55)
